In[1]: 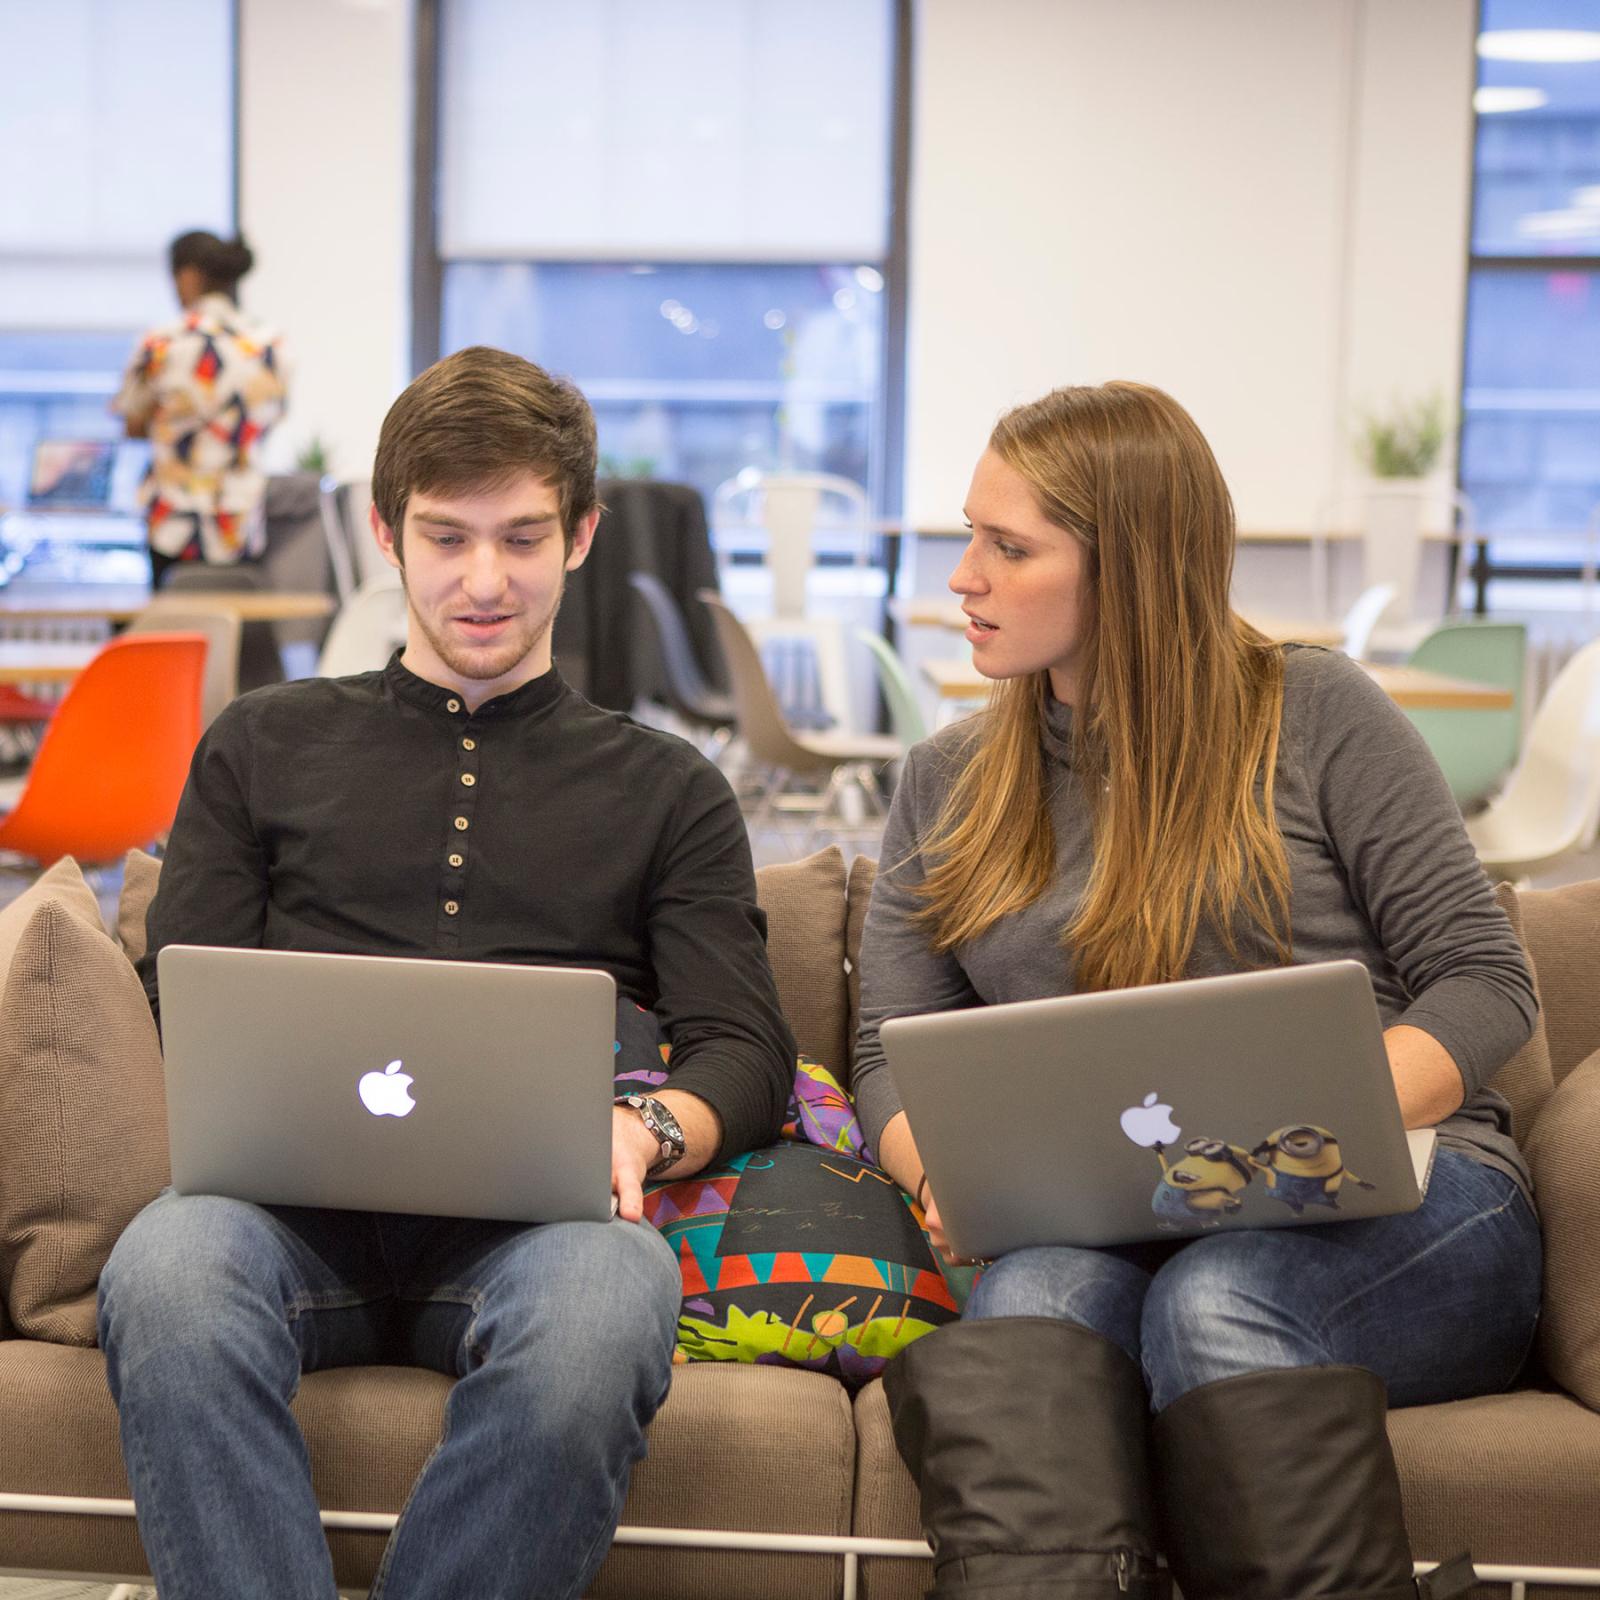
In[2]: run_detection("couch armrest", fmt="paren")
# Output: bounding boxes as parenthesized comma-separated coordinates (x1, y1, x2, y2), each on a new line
(1525, 1045, 1600, 1410)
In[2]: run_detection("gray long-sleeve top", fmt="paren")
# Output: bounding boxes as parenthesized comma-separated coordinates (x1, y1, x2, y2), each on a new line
(853, 646, 1537, 1195)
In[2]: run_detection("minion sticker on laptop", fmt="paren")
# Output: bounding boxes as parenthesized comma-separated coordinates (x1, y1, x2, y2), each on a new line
(1119, 1095, 1374, 1227)
(1250, 1125, 1376, 1214)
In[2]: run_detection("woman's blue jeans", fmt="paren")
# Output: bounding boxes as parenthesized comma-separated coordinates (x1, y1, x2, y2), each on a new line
(965, 1150, 1541, 1411)
(97, 1189, 681, 1600)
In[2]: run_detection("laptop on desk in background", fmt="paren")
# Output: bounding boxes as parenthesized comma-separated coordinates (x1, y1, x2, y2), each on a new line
(881, 960, 1435, 1259)
(157, 945, 617, 1224)
(1, 440, 150, 586)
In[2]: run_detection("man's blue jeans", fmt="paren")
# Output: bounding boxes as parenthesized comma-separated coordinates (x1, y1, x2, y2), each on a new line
(964, 1150, 1541, 1411)
(97, 1189, 681, 1600)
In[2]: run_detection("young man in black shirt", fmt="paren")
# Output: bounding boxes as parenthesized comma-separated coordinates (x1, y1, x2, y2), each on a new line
(98, 345, 795, 1599)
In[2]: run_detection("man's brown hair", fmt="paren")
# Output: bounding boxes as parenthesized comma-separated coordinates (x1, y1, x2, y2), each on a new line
(372, 346, 599, 558)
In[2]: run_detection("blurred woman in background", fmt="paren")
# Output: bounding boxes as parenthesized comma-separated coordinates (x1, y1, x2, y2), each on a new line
(113, 230, 290, 585)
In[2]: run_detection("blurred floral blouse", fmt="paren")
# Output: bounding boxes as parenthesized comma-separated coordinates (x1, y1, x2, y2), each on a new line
(112, 293, 290, 564)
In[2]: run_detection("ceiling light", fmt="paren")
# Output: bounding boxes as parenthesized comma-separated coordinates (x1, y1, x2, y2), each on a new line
(1475, 86, 1550, 113)
(1477, 29, 1600, 63)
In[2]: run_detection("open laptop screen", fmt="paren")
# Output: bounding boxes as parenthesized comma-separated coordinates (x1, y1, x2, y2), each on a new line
(26, 440, 118, 511)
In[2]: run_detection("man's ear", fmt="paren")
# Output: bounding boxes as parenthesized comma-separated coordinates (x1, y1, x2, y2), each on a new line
(564, 506, 600, 573)
(371, 502, 403, 573)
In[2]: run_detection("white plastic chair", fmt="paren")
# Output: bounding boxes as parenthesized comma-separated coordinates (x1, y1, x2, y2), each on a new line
(699, 590, 899, 854)
(316, 574, 408, 677)
(1465, 636, 1600, 882)
(1339, 584, 1398, 660)
(127, 601, 242, 729)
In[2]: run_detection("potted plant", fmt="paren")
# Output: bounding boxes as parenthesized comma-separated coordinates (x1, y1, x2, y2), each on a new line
(1351, 394, 1455, 630)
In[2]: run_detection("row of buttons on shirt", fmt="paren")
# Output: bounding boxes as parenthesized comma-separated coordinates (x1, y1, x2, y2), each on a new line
(446, 699, 474, 920)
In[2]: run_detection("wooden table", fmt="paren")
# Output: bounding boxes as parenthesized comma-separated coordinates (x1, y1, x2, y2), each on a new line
(920, 656, 1514, 713)
(895, 598, 1346, 649)
(0, 586, 335, 624)
(0, 640, 100, 684)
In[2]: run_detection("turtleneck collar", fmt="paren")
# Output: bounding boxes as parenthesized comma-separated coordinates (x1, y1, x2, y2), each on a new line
(1041, 692, 1078, 768)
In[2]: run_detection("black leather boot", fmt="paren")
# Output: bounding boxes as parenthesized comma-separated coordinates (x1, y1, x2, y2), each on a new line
(1151, 1364, 1476, 1600)
(883, 1317, 1166, 1598)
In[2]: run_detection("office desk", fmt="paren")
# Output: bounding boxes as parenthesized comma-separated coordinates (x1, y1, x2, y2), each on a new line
(919, 657, 1513, 713)
(0, 586, 335, 624)
(895, 598, 1345, 649)
(0, 641, 99, 684)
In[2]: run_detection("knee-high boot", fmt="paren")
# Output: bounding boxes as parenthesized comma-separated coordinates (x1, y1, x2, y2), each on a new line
(1151, 1364, 1475, 1600)
(883, 1317, 1166, 1598)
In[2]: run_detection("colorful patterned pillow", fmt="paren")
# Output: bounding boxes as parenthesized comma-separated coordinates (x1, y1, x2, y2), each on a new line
(610, 999, 967, 1382)
(643, 1141, 961, 1386)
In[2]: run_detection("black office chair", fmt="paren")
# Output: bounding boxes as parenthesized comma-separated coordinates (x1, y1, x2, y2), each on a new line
(628, 572, 736, 756)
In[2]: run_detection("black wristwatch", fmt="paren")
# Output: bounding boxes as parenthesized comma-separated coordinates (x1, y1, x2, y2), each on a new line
(615, 1093, 687, 1175)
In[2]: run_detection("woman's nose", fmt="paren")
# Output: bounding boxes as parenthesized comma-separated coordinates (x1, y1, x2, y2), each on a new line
(949, 539, 985, 596)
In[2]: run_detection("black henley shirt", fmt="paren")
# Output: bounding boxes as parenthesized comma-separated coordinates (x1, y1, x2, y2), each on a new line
(138, 655, 796, 1160)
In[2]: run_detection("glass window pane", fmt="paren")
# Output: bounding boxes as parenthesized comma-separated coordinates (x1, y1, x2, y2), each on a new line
(1460, 266, 1600, 549)
(1472, 0, 1600, 256)
(443, 261, 884, 507)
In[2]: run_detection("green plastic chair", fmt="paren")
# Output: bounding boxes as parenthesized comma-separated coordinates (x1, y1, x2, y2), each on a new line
(853, 626, 928, 748)
(1402, 620, 1527, 809)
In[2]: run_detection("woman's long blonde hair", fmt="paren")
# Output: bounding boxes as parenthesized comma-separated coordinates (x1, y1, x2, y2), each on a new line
(914, 382, 1292, 991)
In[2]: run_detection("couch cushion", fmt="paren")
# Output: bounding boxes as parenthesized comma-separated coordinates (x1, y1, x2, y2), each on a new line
(0, 900, 169, 1343)
(117, 846, 163, 963)
(845, 854, 877, 1086)
(755, 846, 848, 1070)
(0, 1343, 855, 1600)
(1527, 1045, 1600, 1409)
(1487, 881, 1555, 1141)
(851, 1377, 1600, 1599)
(1516, 877, 1600, 1084)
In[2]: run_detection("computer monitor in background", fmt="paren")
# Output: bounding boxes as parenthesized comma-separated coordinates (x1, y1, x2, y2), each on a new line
(26, 439, 119, 511)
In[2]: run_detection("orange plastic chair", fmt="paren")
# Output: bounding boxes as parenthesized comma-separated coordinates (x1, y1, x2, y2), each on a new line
(0, 632, 207, 866)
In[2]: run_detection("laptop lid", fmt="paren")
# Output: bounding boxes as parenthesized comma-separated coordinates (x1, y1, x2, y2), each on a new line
(881, 960, 1428, 1258)
(157, 945, 616, 1224)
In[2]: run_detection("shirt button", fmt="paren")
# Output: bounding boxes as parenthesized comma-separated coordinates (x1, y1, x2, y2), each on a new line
(446, 698, 461, 713)
(454, 816, 469, 831)
(462, 737, 476, 751)
(448, 852, 463, 868)
(461, 772, 476, 787)
(444, 900, 460, 916)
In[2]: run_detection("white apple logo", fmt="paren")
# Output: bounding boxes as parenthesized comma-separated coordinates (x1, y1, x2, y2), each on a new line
(1119, 1092, 1181, 1148)
(358, 1059, 416, 1118)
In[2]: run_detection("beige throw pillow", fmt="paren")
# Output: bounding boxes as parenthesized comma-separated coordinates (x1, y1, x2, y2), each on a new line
(1486, 882, 1556, 1143)
(0, 899, 169, 1344)
(0, 856, 104, 979)
(117, 847, 163, 965)
(1527, 1046, 1600, 1410)
(754, 846, 848, 1070)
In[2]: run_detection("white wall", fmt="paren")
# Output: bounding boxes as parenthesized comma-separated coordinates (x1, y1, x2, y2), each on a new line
(902, 0, 1476, 531)
(238, 0, 413, 481)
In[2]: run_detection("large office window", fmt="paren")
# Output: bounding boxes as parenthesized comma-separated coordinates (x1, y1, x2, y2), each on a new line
(0, 0, 234, 512)
(431, 0, 899, 514)
(1461, 0, 1600, 575)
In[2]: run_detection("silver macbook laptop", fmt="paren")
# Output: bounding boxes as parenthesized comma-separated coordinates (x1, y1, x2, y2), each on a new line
(158, 945, 617, 1224)
(881, 960, 1435, 1258)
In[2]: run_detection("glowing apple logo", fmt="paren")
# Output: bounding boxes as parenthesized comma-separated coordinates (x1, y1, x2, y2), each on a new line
(1120, 1092, 1180, 1148)
(358, 1059, 416, 1118)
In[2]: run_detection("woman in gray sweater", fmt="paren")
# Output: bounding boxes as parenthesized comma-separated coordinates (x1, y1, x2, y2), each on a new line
(855, 383, 1539, 1600)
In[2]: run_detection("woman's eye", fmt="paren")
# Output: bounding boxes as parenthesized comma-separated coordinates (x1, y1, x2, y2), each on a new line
(996, 541, 1025, 561)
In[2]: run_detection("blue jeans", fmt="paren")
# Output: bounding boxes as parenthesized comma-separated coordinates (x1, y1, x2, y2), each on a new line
(965, 1149, 1541, 1412)
(97, 1190, 680, 1600)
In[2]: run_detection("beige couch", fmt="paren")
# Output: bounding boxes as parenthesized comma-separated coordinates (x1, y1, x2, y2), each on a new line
(3, 848, 1600, 1597)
